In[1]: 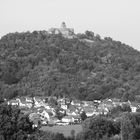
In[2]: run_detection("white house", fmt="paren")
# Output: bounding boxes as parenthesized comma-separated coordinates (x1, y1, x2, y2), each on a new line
(130, 103, 139, 113)
(8, 100, 19, 106)
(16, 98, 32, 108)
(62, 116, 74, 123)
(94, 100, 101, 103)
(38, 110, 50, 121)
(86, 112, 95, 117)
(33, 97, 44, 108)
(129, 102, 140, 113)
(71, 100, 81, 106)
(25, 97, 32, 103)
(61, 104, 68, 110)
(66, 109, 79, 116)
(44, 104, 51, 109)
(16, 98, 25, 106)
(131, 106, 137, 113)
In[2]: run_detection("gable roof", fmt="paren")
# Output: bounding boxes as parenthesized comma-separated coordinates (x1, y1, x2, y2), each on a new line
(9, 100, 19, 104)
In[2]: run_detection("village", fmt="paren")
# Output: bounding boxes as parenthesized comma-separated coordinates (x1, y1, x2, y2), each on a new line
(6, 95, 140, 128)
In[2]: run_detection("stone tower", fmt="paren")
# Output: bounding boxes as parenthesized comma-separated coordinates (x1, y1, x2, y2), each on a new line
(61, 22, 66, 29)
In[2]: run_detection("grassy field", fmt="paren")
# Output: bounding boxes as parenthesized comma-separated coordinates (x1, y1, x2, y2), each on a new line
(40, 125, 82, 137)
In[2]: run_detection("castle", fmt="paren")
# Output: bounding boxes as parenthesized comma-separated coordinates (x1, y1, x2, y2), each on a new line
(48, 22, 75, 39)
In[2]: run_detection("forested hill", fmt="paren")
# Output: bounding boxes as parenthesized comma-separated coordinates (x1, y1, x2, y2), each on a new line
(0, 30, 140, 101)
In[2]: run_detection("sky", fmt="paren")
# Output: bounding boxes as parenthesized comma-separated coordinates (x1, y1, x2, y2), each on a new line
(0, 0, 140, 50)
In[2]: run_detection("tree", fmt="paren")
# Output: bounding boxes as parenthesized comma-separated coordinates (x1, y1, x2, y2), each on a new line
(1, 30, 140, 102)
(80, 111, 87, 121)
(82, 116, 119, 140)
(120, 112, 140, 140)
(110, 105, 122, 116)
(48, 97, 58, 107)
(121, 113, 134, 140)
(85, 31, 94, 40)
(71, 130, 75, 140)
(0, 104, 35, 140)
(136, 108, 140, 112)
(110, 104, 131, 118)
(0, 96, 4, 104)
(55, 106, 65, 120)
(53, 133, 66, 140)
(121, 104, 131, 112)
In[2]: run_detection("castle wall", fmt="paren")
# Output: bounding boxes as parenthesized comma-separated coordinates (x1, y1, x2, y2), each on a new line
(48, 23, 75, 38)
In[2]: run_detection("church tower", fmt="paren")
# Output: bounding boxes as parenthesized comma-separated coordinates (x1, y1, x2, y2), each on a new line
(61, 22, 67, 29)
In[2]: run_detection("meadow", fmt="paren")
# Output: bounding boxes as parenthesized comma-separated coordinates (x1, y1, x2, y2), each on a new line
(41, 125, 82, 137)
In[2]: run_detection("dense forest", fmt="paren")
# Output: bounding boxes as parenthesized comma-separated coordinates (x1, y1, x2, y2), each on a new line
(0, 30, 140, 101)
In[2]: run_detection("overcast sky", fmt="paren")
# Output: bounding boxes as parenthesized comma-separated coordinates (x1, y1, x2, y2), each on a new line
(0, 0, 140, 50)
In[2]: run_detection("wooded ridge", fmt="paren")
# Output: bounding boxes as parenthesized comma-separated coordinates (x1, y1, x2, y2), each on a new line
(0, 30, 140, 101)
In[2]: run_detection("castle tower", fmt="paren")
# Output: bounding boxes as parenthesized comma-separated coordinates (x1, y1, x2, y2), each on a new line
(61, 22, 66, 29)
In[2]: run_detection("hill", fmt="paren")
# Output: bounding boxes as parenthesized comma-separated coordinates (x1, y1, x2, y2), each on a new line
(0, 30, 140, 101)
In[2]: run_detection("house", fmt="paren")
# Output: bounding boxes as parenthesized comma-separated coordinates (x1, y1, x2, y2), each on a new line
(51, 108, 56, 116)
(86, 111, 95, 117)
(62, 116, 74, 123)
(58, 98, 66, 104)
(33, 97, 44, 108)
(130, 102, 140, 113)
(15, 97, 32, 108)
(59, 98, 71, 106)
(82, 101, 95, 107)
(44, 104, 51, 109)
(16, 98, 24, 106)
(82, 101, 89, 107)
(49, 117, 60, 125)
(38, 110, 50, 121)
(67, 105, 79, 116)
(94, 100, 101, 104)
(71, 111, 79, 116)
(59, 108, 65, 114)
(20, 100, 32, 108)
(83, 107, 96, 117)
(7, 100, 19, 106)
(73, 115, 81, 122)
(41, 118, 48, 125)
(21, 101, 32, 108)
(25, 97, 32, 103)
(37, 107, 55, 117)
(71, 100, 81, 106)
(111, 98, 121, 102)
(131, 106, 137, 113)
(98, 100, 114, 112)
(112, 101, 122, 107)
(98, 107, 109, 115)
(61, 104, 68, 110)
(39, 107, 55, 117)
(69, 105, 77, 110)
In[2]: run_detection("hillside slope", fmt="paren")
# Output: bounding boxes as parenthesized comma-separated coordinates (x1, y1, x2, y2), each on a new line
(0, 30, 140, 101)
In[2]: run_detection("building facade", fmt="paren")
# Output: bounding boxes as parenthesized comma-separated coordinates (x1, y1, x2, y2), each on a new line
(48, 22, 75, 38)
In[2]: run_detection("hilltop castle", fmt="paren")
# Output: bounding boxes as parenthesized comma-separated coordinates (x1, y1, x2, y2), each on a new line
(48, 22, 75, 38)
